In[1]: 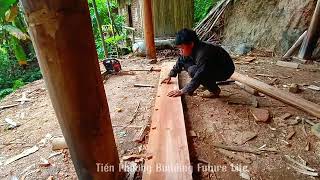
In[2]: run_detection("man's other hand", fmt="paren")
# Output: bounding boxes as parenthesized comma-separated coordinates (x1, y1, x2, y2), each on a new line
(161, 76, 171, 84)
(168, 90, 184, 97)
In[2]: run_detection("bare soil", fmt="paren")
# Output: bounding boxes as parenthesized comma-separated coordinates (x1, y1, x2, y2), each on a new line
(182, 54, 320, 180)
(0, 56, 164, 179)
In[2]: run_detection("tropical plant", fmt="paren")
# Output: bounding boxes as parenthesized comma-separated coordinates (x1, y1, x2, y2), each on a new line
(194, 0, 219, 24)
(0, 1, 42, 99)
(88, 0, 128, 59)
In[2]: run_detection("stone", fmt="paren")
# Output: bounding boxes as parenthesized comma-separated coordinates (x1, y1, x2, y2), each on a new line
(315, 142, 320, 157)
(251, 108, 270, 122)
(233, 131, 257, 145)
(234, 44, 253, 55)
(311, 123, 320, 139)
(308, 85, 320, 91)
(278, 113, 292, 120)
(289, 83, 300, 93)
(149, 59, 157, 64)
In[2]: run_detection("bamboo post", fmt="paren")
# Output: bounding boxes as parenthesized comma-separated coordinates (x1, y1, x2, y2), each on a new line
(20, 1, 120, 179)
(106, 0, 119, 57)
(143, 0, 156, 59)
(298, 0, 320, 60)
(92, 0, 109, 58)
(283, 31, 307, 58)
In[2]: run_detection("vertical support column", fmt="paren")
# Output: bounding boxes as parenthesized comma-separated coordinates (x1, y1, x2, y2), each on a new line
(143, 0, 156, 59)
(20, 1, 119, 179)
(298, 0, 320, 60)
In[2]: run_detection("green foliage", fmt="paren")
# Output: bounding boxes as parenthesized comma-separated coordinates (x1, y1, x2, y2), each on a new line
(0, 88, 13, 99)
(194, 0, 218, 24)
(11, 37, 27, 61)
(88, 0, 127, 59)
(0, 2, 41, 100)
(0, 0, 17, 18)
(12, 78, 24, 90)
(105, 35, 125, 46)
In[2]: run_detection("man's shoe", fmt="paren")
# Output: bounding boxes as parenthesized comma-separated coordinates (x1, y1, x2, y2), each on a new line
(199, 89, 221, 98)
(199, 85, 207, 91)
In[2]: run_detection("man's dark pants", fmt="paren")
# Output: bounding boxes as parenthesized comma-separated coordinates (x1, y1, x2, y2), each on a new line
(187, 65, 234, 92)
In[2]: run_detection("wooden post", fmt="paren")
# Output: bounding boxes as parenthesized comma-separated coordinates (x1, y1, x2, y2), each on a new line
(298, 0, 320, 60)
(143, 0, 156, 59)
(20, 1, 120, 179)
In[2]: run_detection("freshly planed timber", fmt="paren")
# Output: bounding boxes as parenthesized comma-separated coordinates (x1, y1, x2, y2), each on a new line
(231, 72, 320, 118)
(142, 62, 192, 180)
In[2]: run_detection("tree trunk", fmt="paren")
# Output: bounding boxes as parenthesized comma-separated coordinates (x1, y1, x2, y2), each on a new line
(20, 1, 120, 179)
(298, 0, 320, 60)
(92, 0, 108, 58)
(143, 0, 156, 59)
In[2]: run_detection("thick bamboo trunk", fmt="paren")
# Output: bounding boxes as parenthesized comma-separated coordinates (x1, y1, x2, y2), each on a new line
(92, 0, 108, 58)
(143, 0, 156, 59)
(298, 0, 320, 60)
(20, 1, 119, 179)
(283, 31, 307, 58)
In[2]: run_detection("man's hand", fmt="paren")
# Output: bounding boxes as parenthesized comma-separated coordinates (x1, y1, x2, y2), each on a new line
(168, 89, 184, 97)
(161, 76, 171, 84)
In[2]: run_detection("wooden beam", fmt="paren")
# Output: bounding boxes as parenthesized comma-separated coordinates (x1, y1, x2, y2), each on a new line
(283, 31, 307, 58)
(143, 62, 192, 180)
(276, 61, 300, 69)
(234, 81, 259, 96)
(298, 0, 320, 60)
(231, 72, 320, 118)
(143, 0, 156, 59)
(20, 1, 120, 179)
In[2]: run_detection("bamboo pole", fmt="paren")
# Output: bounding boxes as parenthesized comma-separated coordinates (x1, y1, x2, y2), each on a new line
(106, 0, 119, 57)
(298, 0, 320, 60)
(92, 0, 109, 58)
(20, 1, 120, 179)
(143, 0, 156, 59)
(283, 31, 307, 58)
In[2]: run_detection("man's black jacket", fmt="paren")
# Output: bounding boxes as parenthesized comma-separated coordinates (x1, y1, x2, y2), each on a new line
(169, 41, 235, 93)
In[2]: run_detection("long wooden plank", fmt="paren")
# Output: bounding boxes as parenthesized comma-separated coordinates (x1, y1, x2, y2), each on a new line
(143, 62, 192, 180)
(276, 60, 300, 69)
(231, 72, 320, 118)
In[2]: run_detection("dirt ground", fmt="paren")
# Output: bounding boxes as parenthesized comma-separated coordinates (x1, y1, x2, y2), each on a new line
(0, 54, 167, 179)
(0, 50, 320, 179)
(182, 53, 320, 180)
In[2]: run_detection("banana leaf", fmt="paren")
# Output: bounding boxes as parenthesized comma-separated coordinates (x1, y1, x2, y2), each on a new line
(0, 0, 17, 19)
(11, 37, 27, 66)
(3, 24, 30, 40)
(5, 5, 18, 22)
